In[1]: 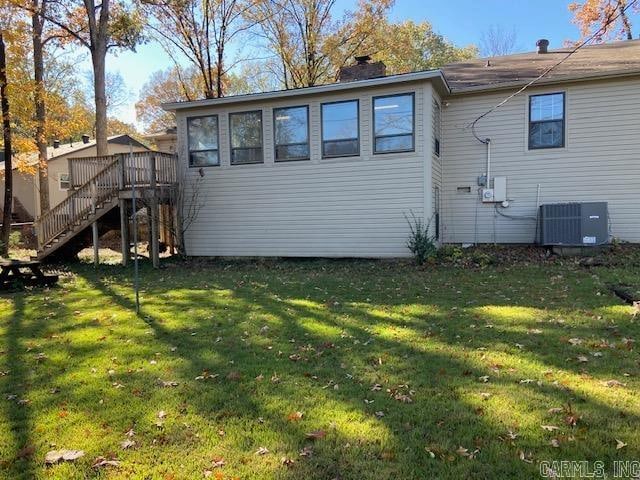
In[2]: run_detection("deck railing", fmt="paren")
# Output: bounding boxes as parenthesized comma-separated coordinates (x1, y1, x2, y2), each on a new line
(37, 152, 178, 250)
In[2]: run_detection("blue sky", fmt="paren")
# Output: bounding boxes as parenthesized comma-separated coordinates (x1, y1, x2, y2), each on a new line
(106, 0, 584, 127)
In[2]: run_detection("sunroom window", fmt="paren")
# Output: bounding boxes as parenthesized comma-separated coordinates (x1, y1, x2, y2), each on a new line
(230, 111, 263, 165)
(187, 115, 219, 166)
(373, 93, 415, 154)
(274, 106, 309, 161)
(529, 93, 565, 149)
(321, 100, 359, 158)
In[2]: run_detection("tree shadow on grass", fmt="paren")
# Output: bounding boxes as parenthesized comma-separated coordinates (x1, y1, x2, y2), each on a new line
(1, 294, 36, 479)
(69, 261, 640, 479)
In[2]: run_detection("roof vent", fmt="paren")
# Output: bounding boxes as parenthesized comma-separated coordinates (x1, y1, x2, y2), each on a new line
(536, 39, 550, 54)
(53, 139, 60, 149)
(338, 55, 386, 82)
(81, 134, 90, 144)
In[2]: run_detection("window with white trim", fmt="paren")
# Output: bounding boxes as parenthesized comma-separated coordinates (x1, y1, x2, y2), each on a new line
(59, 173, 70, 190)
(529, 93, 565, 149)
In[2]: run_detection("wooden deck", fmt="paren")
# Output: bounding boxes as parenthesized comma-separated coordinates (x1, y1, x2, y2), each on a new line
(34, 151, 180, 267)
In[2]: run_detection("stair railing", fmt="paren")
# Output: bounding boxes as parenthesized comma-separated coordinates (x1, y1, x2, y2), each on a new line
(36, 158, 120, 250)
(35, 152, 178, 251)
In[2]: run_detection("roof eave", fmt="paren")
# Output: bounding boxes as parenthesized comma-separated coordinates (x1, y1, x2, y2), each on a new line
(447, 69, 640, 95)
(162, 70, 449, 111)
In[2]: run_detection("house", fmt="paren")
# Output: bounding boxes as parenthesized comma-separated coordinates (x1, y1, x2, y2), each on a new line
(0, 157, 38, 223)
(162, 39, 640, 258)
(143, 127, 178, 154)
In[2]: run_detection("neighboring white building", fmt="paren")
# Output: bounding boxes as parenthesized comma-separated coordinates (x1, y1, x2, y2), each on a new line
(163, 39, 640, 257)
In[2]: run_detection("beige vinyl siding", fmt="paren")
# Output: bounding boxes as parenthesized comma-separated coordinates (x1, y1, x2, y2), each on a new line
(431, 91, 442, 236)
(0, 171, 37, 220)
(441, 76, 640, 244)
(177, 81, 432, 257)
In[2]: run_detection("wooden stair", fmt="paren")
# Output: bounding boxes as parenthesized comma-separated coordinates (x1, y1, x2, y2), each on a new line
(35, 158, 121, 261)
(34, 151, 178, 263)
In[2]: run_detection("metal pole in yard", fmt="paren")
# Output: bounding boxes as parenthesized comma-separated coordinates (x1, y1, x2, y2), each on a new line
(130, 142, 140, 314)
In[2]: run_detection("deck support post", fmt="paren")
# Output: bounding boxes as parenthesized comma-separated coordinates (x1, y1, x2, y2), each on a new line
(91, 180, 99, 266)
(149, 155, 160, 268)
(119, 199, 129, 266)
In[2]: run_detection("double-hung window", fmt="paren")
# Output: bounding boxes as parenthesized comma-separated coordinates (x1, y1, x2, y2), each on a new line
(59, 173, 70, 190)
(321, 100, 359, 157)
(230, 111, 263, 165)
(274, 106, 309, 161)
(373, 93, 415, 154)
(529, 93, 565, 149)
(188, 115, 219, 166)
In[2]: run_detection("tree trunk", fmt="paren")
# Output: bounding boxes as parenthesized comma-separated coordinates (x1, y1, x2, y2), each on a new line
(0, 32, 12, 256)
(32, 0, 50, 214)
(92, 48, 108, 156)
(85, 0, 110, 156)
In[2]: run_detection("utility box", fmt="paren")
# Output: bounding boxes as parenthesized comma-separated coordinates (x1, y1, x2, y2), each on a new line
(539, 202, 608, 246)
(481, 176, 507, 203)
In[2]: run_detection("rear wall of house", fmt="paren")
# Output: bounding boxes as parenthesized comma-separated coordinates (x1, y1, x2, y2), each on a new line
(441, 76, 640, 244)
(177, 81, 435, 257)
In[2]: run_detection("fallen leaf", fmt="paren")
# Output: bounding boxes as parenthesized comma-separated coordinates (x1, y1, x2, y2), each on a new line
(550, 438, 560, 448)
(602, 380, 626, 388)
(541, 425, 560, 431)
(615, 439, 627, 450)
(478, 376, 490, 383)
(211, 457, 225, 468)
(299, 446, 313, 457)
(305, 430, 326, 440)
(158, 410, 167, 419)
(255, 446, 269, 455)
(92, 457, 120, 468)
(45, 449, 85, 465)
(120, 439, 135, 450)
(577, 355, 589, 363)
(548, 407, 563, 414)
(287, 411, 304, 421)
(281, 456, 295, 467)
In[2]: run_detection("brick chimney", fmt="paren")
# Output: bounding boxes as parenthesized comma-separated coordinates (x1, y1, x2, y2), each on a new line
(338, 55, 386, 82)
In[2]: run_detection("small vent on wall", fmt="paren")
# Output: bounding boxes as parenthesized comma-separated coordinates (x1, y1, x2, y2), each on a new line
(457, 186, 471, 193)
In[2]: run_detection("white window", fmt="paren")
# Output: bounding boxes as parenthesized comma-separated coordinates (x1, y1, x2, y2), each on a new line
(59, 173, 70, 190)
(529, 93, 565, 149)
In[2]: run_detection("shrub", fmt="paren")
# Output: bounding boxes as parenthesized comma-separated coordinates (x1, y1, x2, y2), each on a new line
(9, 231, 21, 249)
(405, 212, 437, 265)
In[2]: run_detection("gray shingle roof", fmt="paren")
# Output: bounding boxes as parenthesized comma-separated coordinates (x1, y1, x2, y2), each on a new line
(441, 39, 640, 93)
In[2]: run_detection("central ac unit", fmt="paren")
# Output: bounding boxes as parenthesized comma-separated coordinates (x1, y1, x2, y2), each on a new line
(539, 202, 608, 246)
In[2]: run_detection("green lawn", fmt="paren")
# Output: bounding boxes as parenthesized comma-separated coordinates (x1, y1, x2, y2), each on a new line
(0, 258, 638, 479)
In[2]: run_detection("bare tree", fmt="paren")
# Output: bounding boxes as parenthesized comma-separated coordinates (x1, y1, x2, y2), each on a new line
(480, 25, 519, 57)
(248, 0, 392, 89)
(140, 0, 260, 99)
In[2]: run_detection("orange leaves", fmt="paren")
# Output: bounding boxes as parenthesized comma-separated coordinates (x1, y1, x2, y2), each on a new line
(305, 430, 326, 440)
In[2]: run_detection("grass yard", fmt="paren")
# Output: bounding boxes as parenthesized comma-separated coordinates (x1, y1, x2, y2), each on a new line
(0, 258, 638, 479)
